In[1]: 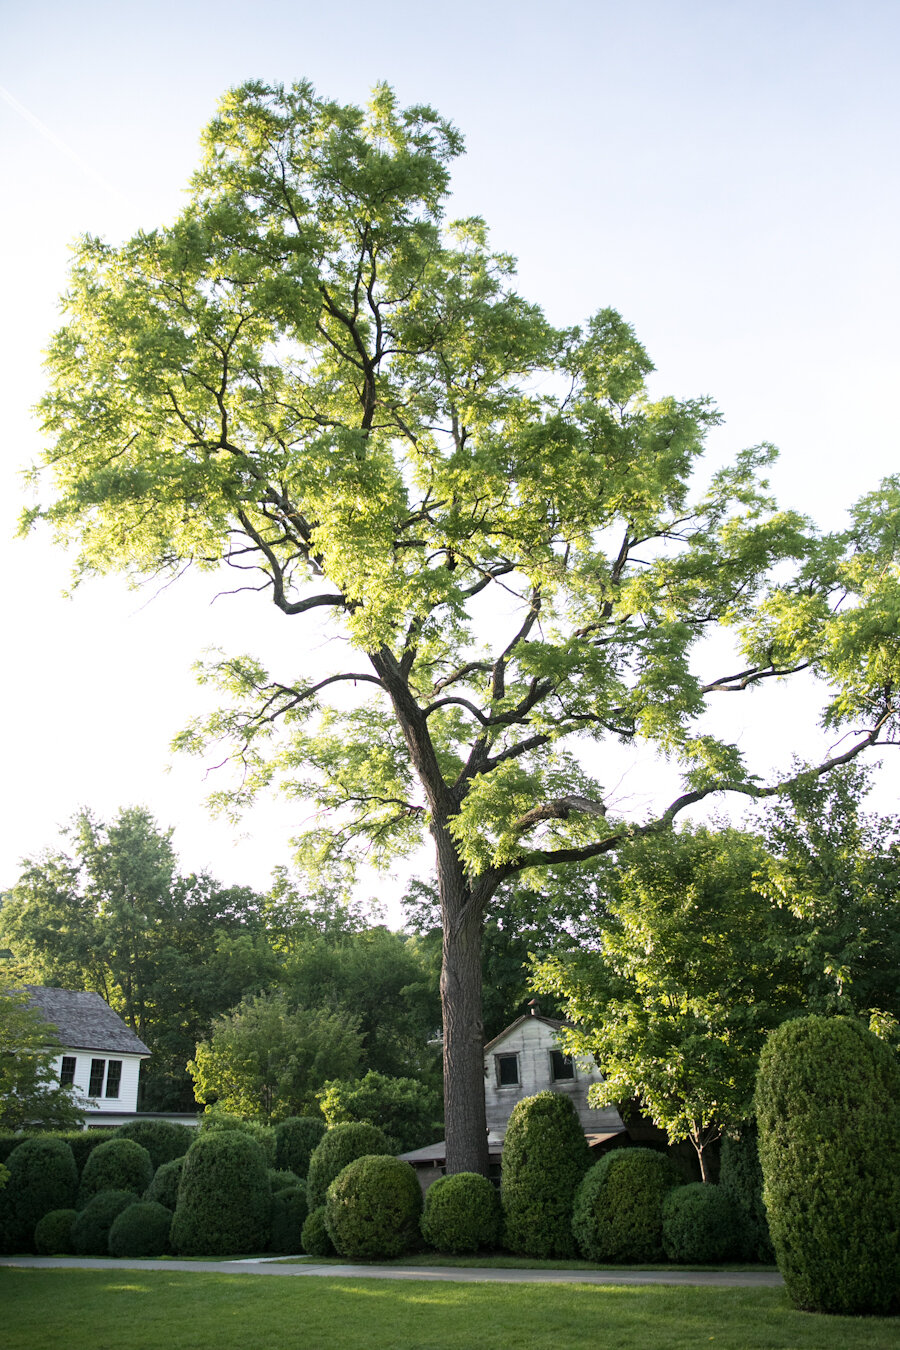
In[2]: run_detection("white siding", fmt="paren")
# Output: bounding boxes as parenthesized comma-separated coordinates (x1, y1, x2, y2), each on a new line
(52, 1050, 144, 1116)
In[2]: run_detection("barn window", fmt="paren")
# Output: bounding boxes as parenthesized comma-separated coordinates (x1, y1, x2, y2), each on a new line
(88, 1059, 106, 1097)
(105, 1060, 122, 1098)
(551, 1049, 575, 1081)
(60, 1056, 76, 1087)
(496, 1053, 519, 1086)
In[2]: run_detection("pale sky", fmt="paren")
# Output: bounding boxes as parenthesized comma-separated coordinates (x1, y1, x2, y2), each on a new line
(1, 0, 898, 901)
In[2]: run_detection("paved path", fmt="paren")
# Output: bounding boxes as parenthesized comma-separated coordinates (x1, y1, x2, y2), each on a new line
(0, 1255, 783, 1287)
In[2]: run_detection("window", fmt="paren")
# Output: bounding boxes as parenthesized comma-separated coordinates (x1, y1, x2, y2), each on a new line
(105, 1060, 122, 1099)
(496, 1053, 519, 1087)
(551, 1049, 575, 1081)
(88, 1059, 106, 1097)
(60, 1056, 76, 1087)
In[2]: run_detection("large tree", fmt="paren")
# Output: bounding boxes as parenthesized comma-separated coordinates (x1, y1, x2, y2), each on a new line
(30, 81, 899, 1174)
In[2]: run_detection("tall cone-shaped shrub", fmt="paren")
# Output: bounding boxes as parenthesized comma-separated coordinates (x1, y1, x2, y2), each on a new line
(501, 1092, 590, 1257)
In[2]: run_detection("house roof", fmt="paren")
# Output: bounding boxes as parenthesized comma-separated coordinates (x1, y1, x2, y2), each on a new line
(483, 1013, 566, 1054)
(22, 986, 151, 1056)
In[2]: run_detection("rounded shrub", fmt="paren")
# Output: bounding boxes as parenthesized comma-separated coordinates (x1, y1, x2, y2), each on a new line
(267, 1167, 299, 1193)
(755, 1014, 900, 1315)
(275, 1116, 326, 1179)
(3, 1136, 78, 1252)
(301, 1204, 335, 1256)
(662, 1183, 738, 1263)
(269, 1183, 309, 1254)
(114, 1120, 193, 1170)
(719, 1125, 774, 1262)
(170, 1129, 271, 1256)
(199, 1109, 276, 1162)
(78, 1138, 153, 1208)
(72, 1190, 137, 1255)
(108, 1200, 173, 1257)
(501, 1092, 591, 1258)
(325, 1155, 422, 1259)
(420, 1172, 501, 1254)
(572, 1148, 681, 1263)
(144, 1156, 185, 1211)
(306, 1122, 391, 1209)
(34, 1208, 77, 1255)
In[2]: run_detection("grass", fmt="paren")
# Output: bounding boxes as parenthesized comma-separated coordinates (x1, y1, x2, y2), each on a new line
(289, 1251, 778, 1272)
(3, 1268, 899, 1350)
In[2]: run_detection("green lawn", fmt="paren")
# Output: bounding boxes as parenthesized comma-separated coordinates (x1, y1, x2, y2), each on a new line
(4, 1269, 899, 1350)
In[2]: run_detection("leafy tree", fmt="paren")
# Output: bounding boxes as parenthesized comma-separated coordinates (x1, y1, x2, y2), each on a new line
(188, 990, 362, 1120)
(30, 79, 899, 1173)
(0, 989, 85, 1132)
(317, 1068, 441, 1153)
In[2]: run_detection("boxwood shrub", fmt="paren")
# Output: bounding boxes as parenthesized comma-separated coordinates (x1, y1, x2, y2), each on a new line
(501, 1092, 590, 1258)
(300, 1204, 335, 1256)
(755, 1014, 900, 1315)
(662, 1183, 738, 1263)
(2, 1136, 78, 1252)
(719, 1124, 774, 1262)
(572, 1147, 681, 1263)
(144, 1156, 185, 1211)
(306, 1122, 391, 1209)
(325, 1155, 422, 1259)
(170, 1129, 271, 1256)
(267, 1168, 299, 1193)
(72, 1190, 137, 1255)
(78, 1138, 153, 1208)
(275, 1116, 326, 1179)
(34, 1208, 77, 1255)
(114, 1120, 193, 1170)
(420, 1171, 501, 1254)
(269, 1183, 309, 1254)
(108, 1200, 173, 1257)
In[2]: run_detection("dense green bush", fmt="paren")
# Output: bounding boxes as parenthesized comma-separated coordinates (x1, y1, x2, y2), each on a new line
(56, 1131, 110, 1176)
(144, 1156, 185, 1211)
(318, 1070, 441, 1153)
(34, 1208, 77, 1255)
(420, 1172, 501, 1254)
(269, 1183, 309, 1254)
(108, 1200, 172, 1257)
(662, 1183, 738, 1263)
(300, 1204, 335, 1256)
(325, 1155, 422, 1259)
(170, 1130, 271, 1256)
(274, 1116, 326, 1179)
(114, 1120, 194, 1170)
(0, 1137, 24, 1168)
(719, 1125, 774, 1262)
(267, 1167, 299, 1193)
(198, 1108, 276, 1162)
(72, 1190, 137, 1255)
(2, 1136, 78, 1252)
(755, 1015, 900, 1315)
(572, 1148, 681, 1263)
(501, 1093, 590, 1258)
(306, 1122, 391, 1209)
(78, 1138, 153, 1208)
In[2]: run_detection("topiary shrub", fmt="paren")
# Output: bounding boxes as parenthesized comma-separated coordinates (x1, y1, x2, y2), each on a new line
(420, 1172, 501, 1254)
(719, 1124, 774, 1262)
(301, 1204, 335, 1256)
(269, 1183, 309, 1254)
(267, 1167, 299, 1193)
(572, 1148, 681, 1263)
(275, 1116, 326, 1179)
(662, 1183, 739, 1263)
(56, 1131, 110, 1177)
(144, 1156, 185, 1211)
(325, 1155, 422, 1259)
(78, 1138, 153, 1208)
(72, 1190, 137, 1255)
(170, 1130, 271, 1256)
(755, 1014, 900, 1315)
(3, 1136, 78, 1252)
(108, 1200, 172, 1257)
(34, 1208, 77, 1255)
(114, 1120, 194, 1171)
(306, 1122, 391, 1210)
(198, 1108, 276, 1163)
(501, 1092, 591, 1258)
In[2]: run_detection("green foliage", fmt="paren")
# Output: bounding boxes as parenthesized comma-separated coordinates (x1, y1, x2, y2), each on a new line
(114, 1120, 193, 1170)
(170, 1129, 271, 1256)
(78, 1138, 153, 1209)
(0, 990, 85, 1132)
(318, 1070, 440, 1154)
(300, 1204, 335, 1257)
(274, 1116, 326, 1178)
(189, 991, 363, 1121)
(267, 1168, 299, 1192)
(420, 1172, 501, 1254)
(52, 1131, 109, 1176)
(72, 1189, 137, 1255)
(33, 1208, 77, 1255)
(500, 1093, 590, 1258)
(1, 1136, 78, 1252)
(107, 1200, 173, 1257)
(661, 1183, 738, 1263)
(144, 1156, 185, 1211)
(269, 1183, 309, 1254)
(719, 1124, 773, 1262)
(306, 1121, 391, 1210)
(197, 1105, 277, 1161)
(324, 1154, 422, 1259)
(572, 1148, 681, 1263)
(755, 1014, 900, 1315)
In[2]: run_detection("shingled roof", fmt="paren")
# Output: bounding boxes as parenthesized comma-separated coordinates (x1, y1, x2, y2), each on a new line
(23, 987, 150, 1056)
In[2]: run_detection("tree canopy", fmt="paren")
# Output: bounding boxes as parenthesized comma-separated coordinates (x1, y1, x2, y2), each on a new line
(0, 989, 86, 1132)
(29, 79, 900, 1173)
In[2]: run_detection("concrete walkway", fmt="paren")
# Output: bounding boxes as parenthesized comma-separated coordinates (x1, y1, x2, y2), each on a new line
(0, 1255, 783, 1287)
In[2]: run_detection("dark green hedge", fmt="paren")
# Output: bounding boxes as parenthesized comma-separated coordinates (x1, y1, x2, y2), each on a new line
(78, 1138, 153, 1208)
(306, 1122, 390, 1210)
(756, 1015, 900, 1315)
(300, 1204, 335, 1256)
(144, 1156, 185, 1211)
(2, 1136, 78, 1252)
(501, 1092, 590, 1258)
(108, 1200, 173, 1257)
(662, 1183, 738, 1263)
(72, 1190, 137, 1255)
(34, 1208, 77, 1255)
(420, 1172, 501, 1254)
(719, 1124, 774, 1262)
(269, 1183, 309, 1254)
(170, 1130, 271, 1256)
(275, 1116, 326, 1179)
(324, 1155, 422, 1259)
(114, 1121, 194, 1170)
(572, 1148, 681, 1263)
